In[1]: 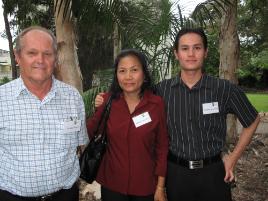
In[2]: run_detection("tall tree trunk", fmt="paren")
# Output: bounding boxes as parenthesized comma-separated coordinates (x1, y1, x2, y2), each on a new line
(219, 0, 239, 145)
(2, 0, 17, 79)
(113, 22, 121, 60)
(54, 0, 83, 93)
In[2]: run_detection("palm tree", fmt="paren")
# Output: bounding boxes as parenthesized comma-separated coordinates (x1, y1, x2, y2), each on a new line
(55, 0, 235, 88)
(54, 0, 83, 92)
(54, 0, 138, 91)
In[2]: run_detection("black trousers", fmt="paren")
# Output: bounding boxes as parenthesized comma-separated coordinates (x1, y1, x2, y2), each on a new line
(166, 160, 232, 201)
(0, 183, 79, 201)
(101, 186, 154, 201)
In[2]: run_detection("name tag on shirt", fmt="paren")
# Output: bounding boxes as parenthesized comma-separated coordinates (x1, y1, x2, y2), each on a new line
(63, 118, 81, 133)
(132, 112, 152, 128)
(202, 102, 219, 115)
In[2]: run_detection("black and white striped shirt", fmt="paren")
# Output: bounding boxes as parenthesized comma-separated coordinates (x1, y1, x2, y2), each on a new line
(156, 74, 258, 160)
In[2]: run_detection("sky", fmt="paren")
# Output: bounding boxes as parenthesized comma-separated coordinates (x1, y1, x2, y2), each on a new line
(0, 0, 206, 51)
(0, 1, 9, 51)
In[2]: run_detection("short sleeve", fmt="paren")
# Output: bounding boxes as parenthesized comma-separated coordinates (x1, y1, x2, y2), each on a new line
(227, 84, 258, 128)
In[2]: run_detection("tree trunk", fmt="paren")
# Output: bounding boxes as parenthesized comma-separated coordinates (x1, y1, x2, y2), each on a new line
(219, 0, 239, 145)
(54, 0, 83, 93)
(2, 0, 17, 79)
(113, 22, 121, 60)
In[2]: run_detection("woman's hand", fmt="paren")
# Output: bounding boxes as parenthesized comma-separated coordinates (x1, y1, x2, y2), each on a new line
(154, 186, 167, 201)
(95, 92, 104, 108)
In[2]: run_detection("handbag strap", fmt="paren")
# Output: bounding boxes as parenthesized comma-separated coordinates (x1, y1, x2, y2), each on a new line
(93, 95, 113, 141)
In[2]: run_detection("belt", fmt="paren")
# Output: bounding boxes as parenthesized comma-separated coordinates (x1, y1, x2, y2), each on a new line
(14, 190, 61, 201)
(0, 188, 65, 201)
(168, 152, 222, 169)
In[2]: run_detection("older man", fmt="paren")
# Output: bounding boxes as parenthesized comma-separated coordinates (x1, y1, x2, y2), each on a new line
(0, 26, 88, 201)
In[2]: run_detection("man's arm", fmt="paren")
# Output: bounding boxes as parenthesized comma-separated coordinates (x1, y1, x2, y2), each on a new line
(223, 115, 260, 182)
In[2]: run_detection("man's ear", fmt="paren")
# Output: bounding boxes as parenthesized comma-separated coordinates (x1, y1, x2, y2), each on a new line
(14, 49, 19, 62)
(13, 49, 21, 66)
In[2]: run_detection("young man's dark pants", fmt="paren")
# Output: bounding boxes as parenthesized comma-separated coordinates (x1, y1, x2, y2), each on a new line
(166, 160, 232, 201)
(0, 183, 79, 201)
(101, 186, 154, 201)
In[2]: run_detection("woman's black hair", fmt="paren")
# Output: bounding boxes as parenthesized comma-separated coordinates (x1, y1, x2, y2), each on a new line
(109, 49, 153, 98)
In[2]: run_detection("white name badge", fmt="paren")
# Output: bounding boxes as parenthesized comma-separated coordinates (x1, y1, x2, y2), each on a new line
(132, 112, 152, 128)
(63, 119, 81, 133)
(202, 102, 219, 115)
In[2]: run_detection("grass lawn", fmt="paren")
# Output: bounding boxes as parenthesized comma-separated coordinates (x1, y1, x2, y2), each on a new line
(246, 93, 268, 112)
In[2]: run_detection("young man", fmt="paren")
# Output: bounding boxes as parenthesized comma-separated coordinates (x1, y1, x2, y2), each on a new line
(156, 28, 260, 201)
(0, 26, 88, 201)
(95, 28, 260, 201)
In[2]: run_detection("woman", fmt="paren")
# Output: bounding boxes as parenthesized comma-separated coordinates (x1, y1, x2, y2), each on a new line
(87, 49, 168, 201)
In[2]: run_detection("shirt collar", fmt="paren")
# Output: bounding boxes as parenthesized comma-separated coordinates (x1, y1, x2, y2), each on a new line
(196, 74, 213, 90)
(15, 76, 57, 99)
(142, 89, 158, 104)
(118, 90, 158, 109)
(14, 77, 28, 98)
(171, 73, 212, 90)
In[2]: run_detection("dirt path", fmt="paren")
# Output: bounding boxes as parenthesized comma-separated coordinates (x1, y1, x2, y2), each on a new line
(232, 133, 268, 201)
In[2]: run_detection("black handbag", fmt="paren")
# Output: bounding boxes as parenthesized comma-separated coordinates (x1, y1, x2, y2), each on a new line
(79, 95, 113, 183)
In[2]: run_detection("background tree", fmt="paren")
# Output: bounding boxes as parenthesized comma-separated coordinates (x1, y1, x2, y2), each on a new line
(72, 0, 129, 90)
(1, 0, 232, 90)
(191, 0, 241, 144)
(1, 0, 54, 79)
(237, 0, 268, 89)
(219, 0, 239, 144)
(54, 0, 83, 92)
(2, 0, 17, 79)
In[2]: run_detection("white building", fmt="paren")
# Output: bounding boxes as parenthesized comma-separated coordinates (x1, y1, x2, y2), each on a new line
(0, 49, 12, 79)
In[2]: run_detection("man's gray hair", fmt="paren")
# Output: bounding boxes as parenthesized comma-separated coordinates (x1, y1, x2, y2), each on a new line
(15, 26, 57, 54)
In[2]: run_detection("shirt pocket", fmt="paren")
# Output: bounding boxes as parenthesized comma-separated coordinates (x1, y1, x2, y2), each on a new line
(198, 113, 225, 131)
(54, 117, 80, 149)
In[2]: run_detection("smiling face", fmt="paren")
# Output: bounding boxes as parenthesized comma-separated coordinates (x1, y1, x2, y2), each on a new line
(15, 30, 56, 87)
(116, 55, 145, 96)
(174, 32, 208, 73)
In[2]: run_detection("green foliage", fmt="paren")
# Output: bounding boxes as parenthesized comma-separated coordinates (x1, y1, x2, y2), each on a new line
(204, 29, 220, 76)
(237, 0, 268, 89)
(0, 76, 11, 85)
(82, 68, 113, 117)
(92, 68, 114, 88)
(4, 0, 245, 90)
(238, 0, 268, 49)
(83, 86, 109, 118)
(192, 0, 232, 28)
(251, 49, 268, 70)
(73, 0, 232, 88)
(125, 0, 231, 82)
(74, 0, 148, 90)
(239, 47, 268, 88)
(3, 0, 54, 32)
(246, 93, 268, 112)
